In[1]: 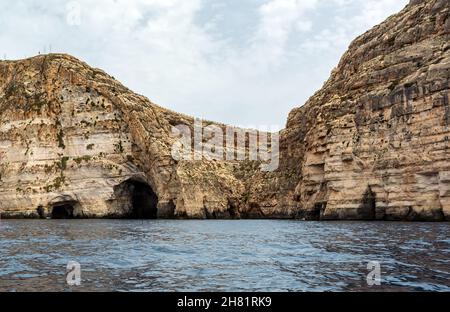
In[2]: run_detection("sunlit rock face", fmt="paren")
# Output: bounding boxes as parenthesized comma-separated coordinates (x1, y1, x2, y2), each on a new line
(0, 0, 449, 220)
(0, 54, 246, 219)
(267, 0, 450, 221)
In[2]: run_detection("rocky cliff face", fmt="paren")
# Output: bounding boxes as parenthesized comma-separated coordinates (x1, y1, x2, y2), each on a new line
(258, 0, 450, 221)
(0, 55, 248, 219)
(0, 0, 449, 220)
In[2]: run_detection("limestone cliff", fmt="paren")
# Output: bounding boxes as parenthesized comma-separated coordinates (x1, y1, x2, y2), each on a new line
(0, 0, 449, 220)
(0, 54, 247, 218)
(248, 0, 450, 221)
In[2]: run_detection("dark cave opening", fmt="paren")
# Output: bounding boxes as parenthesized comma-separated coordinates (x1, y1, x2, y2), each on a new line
(127, 181, 158, 219)
(312, 202, 327, 220)
(51, 203, 75, 219)
(36, 205, 45, 219)
(360, 186, 376, 220)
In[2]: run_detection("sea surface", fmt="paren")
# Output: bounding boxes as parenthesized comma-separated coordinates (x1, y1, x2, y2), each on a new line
(0, 220, 449, 292)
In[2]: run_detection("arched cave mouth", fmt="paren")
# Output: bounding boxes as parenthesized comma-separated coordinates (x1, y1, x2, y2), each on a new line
(122, 180, 159, 219)
(51, 202, 76, 219)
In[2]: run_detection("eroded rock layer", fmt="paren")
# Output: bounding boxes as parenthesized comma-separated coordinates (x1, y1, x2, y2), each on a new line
(0, 55, 246, 218)
(0, 0, 449, 220)
(267, 0, 450, 221)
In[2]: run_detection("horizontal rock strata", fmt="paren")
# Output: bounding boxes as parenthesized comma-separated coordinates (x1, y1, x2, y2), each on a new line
(0, 0, 449, 220)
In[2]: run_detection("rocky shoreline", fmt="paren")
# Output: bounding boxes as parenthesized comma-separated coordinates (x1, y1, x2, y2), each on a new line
(0, 0, 449, 221)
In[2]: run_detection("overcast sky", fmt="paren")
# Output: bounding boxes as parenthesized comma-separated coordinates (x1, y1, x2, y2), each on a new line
(0, 0, 408, 129)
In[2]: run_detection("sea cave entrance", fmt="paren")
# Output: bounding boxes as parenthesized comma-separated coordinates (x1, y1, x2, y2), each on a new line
(51, 202, 76, 219)
(360, 186, 376, 220)
(121, 180, 159, 219)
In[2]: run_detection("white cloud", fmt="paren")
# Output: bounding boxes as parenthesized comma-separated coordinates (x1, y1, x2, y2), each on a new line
(252, 0, 319, 66)
(0, 0, 408, 129)
(302, 0, 408, 52)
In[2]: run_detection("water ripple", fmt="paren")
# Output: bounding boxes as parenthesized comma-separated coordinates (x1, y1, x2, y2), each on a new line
(0, 220, 449, 292)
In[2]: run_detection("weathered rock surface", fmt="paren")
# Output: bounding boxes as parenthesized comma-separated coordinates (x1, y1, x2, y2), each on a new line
(0, 0, 449, 220)
(0, 55, 246, 219)
(250, 0, 450, 221)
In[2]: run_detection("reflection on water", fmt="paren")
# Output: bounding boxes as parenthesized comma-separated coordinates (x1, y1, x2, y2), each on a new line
(0, 220, 449, 292)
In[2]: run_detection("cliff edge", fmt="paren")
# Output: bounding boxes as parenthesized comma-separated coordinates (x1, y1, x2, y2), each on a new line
(1, 0, 449, 220)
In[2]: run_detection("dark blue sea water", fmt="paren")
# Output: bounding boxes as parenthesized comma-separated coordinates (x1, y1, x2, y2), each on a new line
(0, 220, 449, 292)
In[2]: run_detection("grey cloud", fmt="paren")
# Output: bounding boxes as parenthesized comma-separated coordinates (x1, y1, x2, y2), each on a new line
(0, 0, 408, 129)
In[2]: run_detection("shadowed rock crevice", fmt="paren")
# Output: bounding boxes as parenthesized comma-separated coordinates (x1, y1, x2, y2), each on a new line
(314, 202, 327, 221)
(0, 0, 449, 221)
(227, 200, 240, 219)
(157, 200, 176, 219)
(51, 202, 76, 219)
(359, 186, 376, 220)
(241, 203, 266, 219)
(36, 205, 45, 219)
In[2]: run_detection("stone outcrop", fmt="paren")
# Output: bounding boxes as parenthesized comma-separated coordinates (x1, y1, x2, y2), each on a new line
(0, 55, 246, 219)
(249, 0, 450, 221)
(0, 0, 449, 220)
